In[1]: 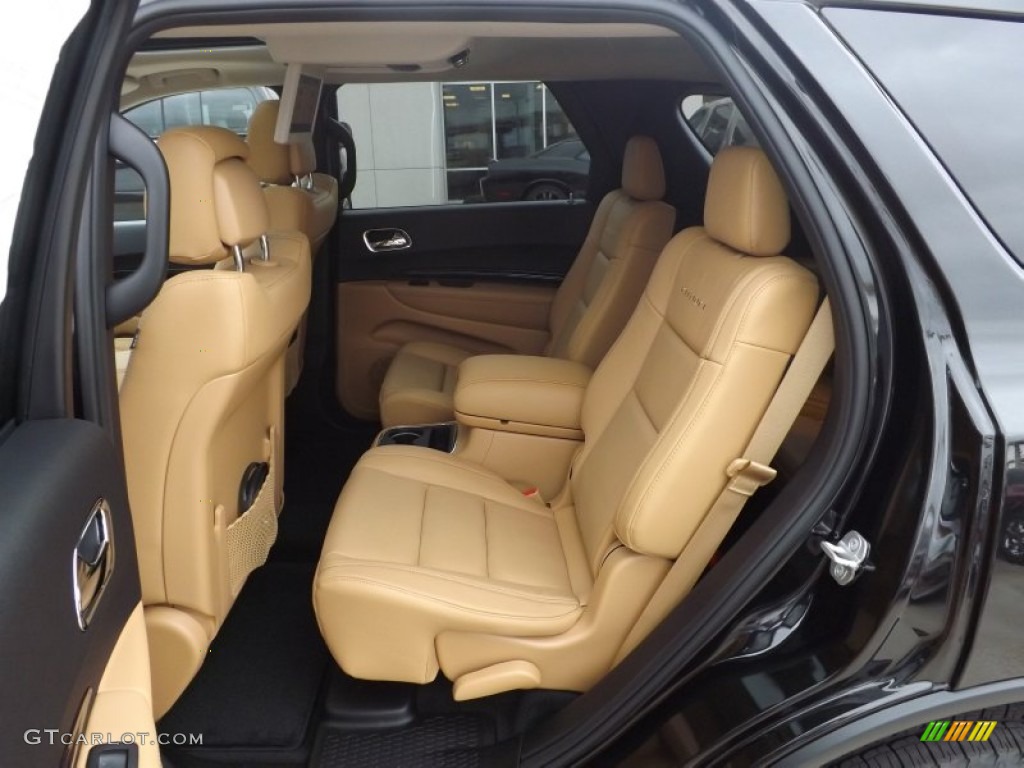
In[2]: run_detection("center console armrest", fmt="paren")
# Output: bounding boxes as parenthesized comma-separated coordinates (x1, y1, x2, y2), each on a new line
(454, 355, 591, 440)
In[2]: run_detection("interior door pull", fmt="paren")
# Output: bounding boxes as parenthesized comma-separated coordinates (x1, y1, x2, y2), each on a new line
(73, 500, 115, 631)
(364, 228, 412, 252)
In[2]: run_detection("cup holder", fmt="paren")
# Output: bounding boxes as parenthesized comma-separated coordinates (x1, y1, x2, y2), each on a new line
(377, 423, 457, 452)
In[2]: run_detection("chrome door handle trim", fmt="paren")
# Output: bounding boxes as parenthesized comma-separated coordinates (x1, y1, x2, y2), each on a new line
(363, 228, 412, 253)
(73, 499, 115, 631)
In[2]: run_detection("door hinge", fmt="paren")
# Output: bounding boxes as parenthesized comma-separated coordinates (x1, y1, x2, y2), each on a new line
(820, 530, 872, 586)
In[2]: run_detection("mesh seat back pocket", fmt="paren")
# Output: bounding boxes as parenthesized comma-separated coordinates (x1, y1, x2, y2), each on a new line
(225, 461, 278, 596)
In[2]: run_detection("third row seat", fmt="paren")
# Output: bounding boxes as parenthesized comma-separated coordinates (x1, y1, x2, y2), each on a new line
(377, 135, 676, 427)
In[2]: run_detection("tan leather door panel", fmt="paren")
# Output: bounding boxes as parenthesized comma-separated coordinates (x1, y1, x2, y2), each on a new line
(337, 280, 555, 419)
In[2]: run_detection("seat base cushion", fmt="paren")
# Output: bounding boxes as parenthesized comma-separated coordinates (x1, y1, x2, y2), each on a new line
(378, 342, 474, 427)
(313, 445, 584, 683)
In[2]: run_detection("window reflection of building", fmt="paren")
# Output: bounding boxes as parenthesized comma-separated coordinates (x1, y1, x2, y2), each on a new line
(442, 81, 577, 202)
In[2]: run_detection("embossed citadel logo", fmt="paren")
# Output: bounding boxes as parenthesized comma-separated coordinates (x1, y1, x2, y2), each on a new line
(681, 287, 706, 310)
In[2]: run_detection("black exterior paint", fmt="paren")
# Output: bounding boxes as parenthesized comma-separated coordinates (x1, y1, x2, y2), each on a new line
(588, 1, 1024, 764)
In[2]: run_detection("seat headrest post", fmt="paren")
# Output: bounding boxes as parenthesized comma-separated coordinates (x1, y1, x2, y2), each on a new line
(289, 139, 318, 179)
(231, 244, 245, 272)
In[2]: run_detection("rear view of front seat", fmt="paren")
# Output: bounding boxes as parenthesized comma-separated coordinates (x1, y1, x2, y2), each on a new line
(247, 100, 339, 391)
(246, 99, 338, 256)
(378, 135, 675, 427)
(314, 146, 820, 697)
(119, 126, 311, 717)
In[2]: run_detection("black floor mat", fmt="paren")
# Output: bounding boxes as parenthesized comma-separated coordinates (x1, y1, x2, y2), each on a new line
(159, 562, 329, 761)
(311, 715, 492, 768)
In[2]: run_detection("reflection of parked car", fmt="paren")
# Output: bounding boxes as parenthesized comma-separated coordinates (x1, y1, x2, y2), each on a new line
(686, 96, 757, 153)
(479, 138, 590, 202)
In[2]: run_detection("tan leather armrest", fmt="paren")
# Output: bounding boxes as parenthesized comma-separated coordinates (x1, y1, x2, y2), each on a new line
(454, 355, 591, 439)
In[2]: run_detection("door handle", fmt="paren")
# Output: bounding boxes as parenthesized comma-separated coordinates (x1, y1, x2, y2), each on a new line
(363, 228, 412, 253)
(73, 500, 115, 631)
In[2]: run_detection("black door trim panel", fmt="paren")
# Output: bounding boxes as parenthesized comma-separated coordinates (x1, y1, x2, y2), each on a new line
(0, 420, 140, 767)
(336, 201, 594, 284)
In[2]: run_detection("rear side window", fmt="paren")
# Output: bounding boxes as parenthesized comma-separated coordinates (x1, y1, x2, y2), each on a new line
(336, 81, 589, 208)
(681, 95, 758, 155)
(826, 10, 1024, 264)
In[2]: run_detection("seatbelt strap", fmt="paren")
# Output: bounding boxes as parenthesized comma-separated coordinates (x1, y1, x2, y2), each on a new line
(616, 299, 835, 660)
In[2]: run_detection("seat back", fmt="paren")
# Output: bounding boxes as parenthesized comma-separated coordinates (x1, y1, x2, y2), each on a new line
(119, 125, 310, 715)
(572, 146, 819, 574)
(544, 136, 675, 367)
(248, 100, 337, 390)
(247, 99, 339, 254)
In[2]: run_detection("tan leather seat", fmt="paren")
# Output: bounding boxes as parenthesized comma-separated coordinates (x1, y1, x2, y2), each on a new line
(247, 100, 338, 392)
(314, 146, 820, 696)
(246, 99, 338, 255)
(378, 135, 675, 427)
(120, 125, 311, 717)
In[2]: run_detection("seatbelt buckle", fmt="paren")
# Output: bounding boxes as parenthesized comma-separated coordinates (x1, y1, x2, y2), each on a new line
(725, 459, 778, 497)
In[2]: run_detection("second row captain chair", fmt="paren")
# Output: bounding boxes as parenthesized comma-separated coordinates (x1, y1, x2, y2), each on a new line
(377, 135, 676, 427)
(246, 99, 339, 391)
(119, 125, 311, 717)
(313, 147, 821, 698)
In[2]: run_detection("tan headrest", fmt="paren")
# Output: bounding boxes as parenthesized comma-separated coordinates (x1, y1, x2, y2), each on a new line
(704, 146, 790, 257)
(247, 100, 319, 182)
(621, 136, 666, 202)
(246, 101, 292, 185)
(158, 126, 269, 265)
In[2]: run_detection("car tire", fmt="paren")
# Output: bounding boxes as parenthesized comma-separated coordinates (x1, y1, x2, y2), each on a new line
(833, 705, 1024, 767)
(523, 182, 569, 201)
(1000, 509, 1024, 565)
(999, 469, 1024, 564)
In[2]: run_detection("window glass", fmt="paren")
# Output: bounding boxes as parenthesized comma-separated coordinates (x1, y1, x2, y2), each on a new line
(199, 87, 258, 134)
(493, 82, 542, 160)
(681, 94, 758, 155)
(443, 83, 494, 203)
(124, 99, 163, 138)
(337, 81, 589, 208)
(161, 92, 202, 132)
(826, 9, 1024, 264)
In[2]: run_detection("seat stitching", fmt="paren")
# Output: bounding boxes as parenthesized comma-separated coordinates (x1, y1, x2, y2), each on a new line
(630, 388, 658, 432)
(358, 459, 554, 518)
(459, 377, 588, 388)
(417, 484, 427, 567)
(319, 559, 575, 602)
(482, 499, 490, 580)
(321, 575, 581, 620)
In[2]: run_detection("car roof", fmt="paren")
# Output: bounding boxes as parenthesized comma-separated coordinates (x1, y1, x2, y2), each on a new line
(124, 20, 719, 108)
